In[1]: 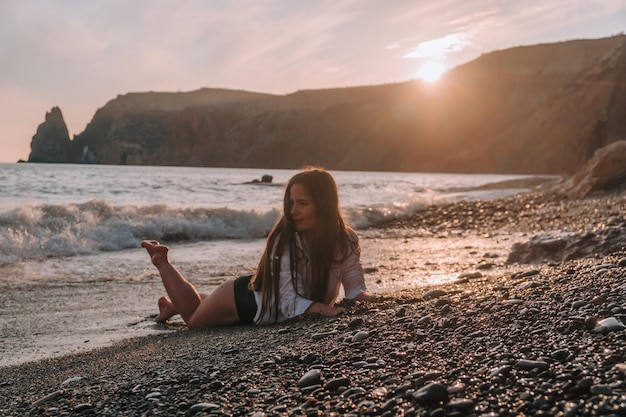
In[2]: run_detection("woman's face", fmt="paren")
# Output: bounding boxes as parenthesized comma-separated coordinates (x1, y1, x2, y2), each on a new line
(289, 183, 317, 233)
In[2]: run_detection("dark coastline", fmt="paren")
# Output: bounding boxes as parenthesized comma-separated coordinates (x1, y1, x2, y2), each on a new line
(2, 189, 626, 416)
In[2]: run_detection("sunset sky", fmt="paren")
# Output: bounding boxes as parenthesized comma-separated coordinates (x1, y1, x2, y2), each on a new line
(1, 0, 624, 162)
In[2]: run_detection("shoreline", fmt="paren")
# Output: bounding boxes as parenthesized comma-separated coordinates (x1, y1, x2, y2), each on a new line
(2, 189, 626, 415)
(0, 230, 526, 369)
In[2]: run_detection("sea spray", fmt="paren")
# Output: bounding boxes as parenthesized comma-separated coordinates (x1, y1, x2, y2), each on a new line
(0, 200, 280, 263)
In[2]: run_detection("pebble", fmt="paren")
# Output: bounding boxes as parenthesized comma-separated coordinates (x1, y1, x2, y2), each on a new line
(348, 318, 364, 328)
(595, 317, 626, 332)
(31, 390, 63, 408)
(145, 391, 161, 400)
(488, 365, 512, 377)
(351, 330, 370, 342)
(326, 377, 350, 392)
(424, 289, 448, 300)
(435, 298, 452, 307)
(446, 399, 475, 411)
(297, 369, 322, 388)
(458, 271, 482, 279)
(188, 403, 220, 413)
(590, 384, 613, 395)
(412, 383, 448, 406)
(591, 295, 607, 305)
(515, 359, 549, 371)
(311, 330, 338, 340)
(73, 403, 93, 412)
(61, 376, 83, 386)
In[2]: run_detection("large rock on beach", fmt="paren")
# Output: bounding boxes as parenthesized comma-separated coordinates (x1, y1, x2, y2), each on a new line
(560, 140, 626, 197)
(507, 223, 626, 264)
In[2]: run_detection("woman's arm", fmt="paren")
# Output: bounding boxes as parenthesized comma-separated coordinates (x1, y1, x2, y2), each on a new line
(339, 233, 383, 304)
(340, 232, 372, 301)
(351, 291, 380, 303)
(306, 302, 346, 317)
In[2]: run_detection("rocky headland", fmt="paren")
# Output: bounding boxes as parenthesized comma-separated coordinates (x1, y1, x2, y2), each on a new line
(27, 35, 626, 175)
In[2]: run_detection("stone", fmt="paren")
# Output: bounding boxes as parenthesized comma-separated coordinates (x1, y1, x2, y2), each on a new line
(412, 383, 448, 406)
(515, 359, 549, 371)
(590, 384, 613, 395)
(297, 369, 322, 388)
(446, 399, 475, 411)
(458, 271, 482, 279)
(352, 331, 370, 342)
(311, 330, 338, 340)
(507, 227, 626, 264)
(594, 317, 626, 332)
(189, 403, 220, 413)
(560, 140, 626, 197)
(30, 390, 64, 408)
(61, 376, 84, 386)
(326, 377, 350, 392)
(424, 289, 448, 300)
(73, 403, 93, 412)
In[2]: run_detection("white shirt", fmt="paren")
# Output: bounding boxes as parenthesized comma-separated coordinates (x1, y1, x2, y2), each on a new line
(253, 230, 366, 324)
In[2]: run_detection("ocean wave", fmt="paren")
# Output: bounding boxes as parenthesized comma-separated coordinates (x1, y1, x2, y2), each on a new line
(0, 197, 429, 263)
(0, 199, 280, 264)
(0, 184, 521, 264)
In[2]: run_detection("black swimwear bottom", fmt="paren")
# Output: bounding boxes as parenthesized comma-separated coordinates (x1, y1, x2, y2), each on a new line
(233, 274, 257, 325)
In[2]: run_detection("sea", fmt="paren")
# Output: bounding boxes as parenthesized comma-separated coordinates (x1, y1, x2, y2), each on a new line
(0, 163, 549, 366)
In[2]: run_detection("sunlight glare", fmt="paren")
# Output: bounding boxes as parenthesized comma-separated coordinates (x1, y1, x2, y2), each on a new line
(415, 61, 447, 83)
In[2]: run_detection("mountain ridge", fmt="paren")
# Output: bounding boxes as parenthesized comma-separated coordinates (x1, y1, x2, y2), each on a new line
(27, 35, 626, 174)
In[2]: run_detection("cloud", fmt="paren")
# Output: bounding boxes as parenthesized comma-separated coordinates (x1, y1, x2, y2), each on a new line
(403, 34, 473, 60)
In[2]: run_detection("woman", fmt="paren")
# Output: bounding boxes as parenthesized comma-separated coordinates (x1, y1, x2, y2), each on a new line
(142, 167, 376, 329)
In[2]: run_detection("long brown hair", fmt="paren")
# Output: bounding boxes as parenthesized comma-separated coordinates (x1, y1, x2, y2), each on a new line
(250, 166, 357, 322)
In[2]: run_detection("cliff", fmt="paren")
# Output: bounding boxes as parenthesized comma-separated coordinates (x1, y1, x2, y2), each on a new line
(27, 35, 626, 174)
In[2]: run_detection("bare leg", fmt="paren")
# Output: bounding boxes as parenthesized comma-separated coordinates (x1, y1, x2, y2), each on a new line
(155, 296, 177, 323)
(142, 240, 202, 325)
(155, 293, 208, 323)
(142, 240, 241, 328)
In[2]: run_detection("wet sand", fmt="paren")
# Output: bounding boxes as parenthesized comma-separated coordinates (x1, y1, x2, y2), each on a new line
(0, 231, 525, 368)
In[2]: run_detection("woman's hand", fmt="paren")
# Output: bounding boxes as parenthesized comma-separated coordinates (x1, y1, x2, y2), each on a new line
(306, 302, 346, 317)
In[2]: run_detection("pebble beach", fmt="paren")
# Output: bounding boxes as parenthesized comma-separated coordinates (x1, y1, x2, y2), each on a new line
(2, 188, 626, 416)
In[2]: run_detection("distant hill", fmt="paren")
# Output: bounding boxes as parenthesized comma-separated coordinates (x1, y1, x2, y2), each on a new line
(27, 35, 626, 174)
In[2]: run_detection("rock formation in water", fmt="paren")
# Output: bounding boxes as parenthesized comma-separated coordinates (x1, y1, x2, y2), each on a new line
(27, 107, 72, 163)
(26, 35, 626, 175)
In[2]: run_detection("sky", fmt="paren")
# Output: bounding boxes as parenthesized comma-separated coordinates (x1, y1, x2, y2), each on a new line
(1, 0, 624, 163)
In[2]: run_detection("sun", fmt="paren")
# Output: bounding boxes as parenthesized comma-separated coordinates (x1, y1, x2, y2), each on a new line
(415, 61, 447, 83)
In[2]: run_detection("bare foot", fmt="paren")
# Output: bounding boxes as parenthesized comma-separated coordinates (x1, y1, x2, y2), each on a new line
(141, 240, 169, 266)
(155, 296, 178, 323)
